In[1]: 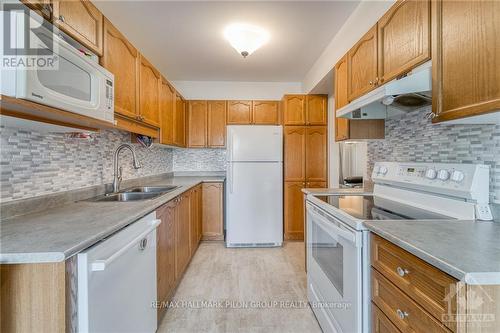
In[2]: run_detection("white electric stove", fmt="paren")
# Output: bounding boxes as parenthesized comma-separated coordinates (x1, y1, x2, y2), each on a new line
(305, 162, 492, 333)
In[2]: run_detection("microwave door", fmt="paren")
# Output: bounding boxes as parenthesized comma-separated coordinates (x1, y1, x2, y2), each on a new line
(16, 27, 103, 118)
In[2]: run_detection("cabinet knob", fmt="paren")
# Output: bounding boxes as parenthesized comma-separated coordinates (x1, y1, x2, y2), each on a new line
(59, 15, 65, 23)
(396, 266, 409, 277)
(396, 309, 409, 320)
(369, 81, 374, 85)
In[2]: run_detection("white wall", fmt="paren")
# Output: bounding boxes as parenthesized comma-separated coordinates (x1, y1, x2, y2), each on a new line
(302, 0, 395, 93)
(172, 81, 303, 100)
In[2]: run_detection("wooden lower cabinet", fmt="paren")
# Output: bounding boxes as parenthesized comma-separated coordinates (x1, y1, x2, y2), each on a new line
(1, 262, 66, 333)
(284, 181, 306, 240)
(372, 303, 402, 333)
(189, 185, 202, 255)
(156, 186, 203, 321)
(156, 200, 177, 320)
(372, 268, 450, 333)
(175, 193, 191, 278)
(201, 182, 224, 241)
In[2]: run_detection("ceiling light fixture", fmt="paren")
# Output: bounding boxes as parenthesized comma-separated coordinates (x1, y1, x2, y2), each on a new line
(224, 23, 270, 58)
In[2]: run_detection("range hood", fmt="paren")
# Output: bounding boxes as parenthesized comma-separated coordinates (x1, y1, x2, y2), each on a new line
(337, 61, 432, 119)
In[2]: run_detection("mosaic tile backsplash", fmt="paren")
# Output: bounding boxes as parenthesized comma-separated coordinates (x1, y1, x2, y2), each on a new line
(0, 124, 228, 202)
(173, 148, 226, 172)
(0, 126, 173, 202)
(367, 107, 500, 203)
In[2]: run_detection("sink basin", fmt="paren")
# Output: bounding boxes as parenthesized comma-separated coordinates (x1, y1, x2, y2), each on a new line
(89, 192, 164, 202)
(121, 185, 179, 194)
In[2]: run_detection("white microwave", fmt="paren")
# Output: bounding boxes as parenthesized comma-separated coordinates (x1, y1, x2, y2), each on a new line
(1, 10, 114, 124)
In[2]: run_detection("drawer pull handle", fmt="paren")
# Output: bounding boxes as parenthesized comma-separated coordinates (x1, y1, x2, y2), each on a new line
(396, 309, 409, 320)
(396, 266, 409, 277)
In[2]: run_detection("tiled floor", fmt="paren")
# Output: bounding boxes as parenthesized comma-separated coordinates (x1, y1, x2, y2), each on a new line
(158, 242, 322, 333)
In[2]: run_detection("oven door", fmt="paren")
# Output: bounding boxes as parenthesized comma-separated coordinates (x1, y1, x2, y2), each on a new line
(306, 203, 362, 333)
(13, 11, 114, 122)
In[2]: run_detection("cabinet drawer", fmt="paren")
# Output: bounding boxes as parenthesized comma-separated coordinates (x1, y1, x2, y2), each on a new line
(372, 268, 451, 333)
(372, 302, 401, 333)
(371, 234, 458, 332)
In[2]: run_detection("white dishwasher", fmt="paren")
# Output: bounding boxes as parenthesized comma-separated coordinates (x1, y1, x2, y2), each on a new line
(77, 212, 160, 333)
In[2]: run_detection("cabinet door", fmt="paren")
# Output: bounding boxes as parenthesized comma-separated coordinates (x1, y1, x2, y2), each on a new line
(207, 101, 226, 147)
(335, 55, 350, 141)
(348, 25, 378, 101)
(432, 0, 500, 122)
(189, 187, 200, 255)
(101, 18, 139, 120)
(53, 0, 103, 55)
(175, 194, 191, 277)
(160, 79, 175, 145)
(306, 95, 327, 125)
(372, 304, 401, 333)
(187, 101, 207, 147)
(173, 93, 185, 147)
(305, 126, 327, 183)
(284, 126, 306, 182)
(283, 95, 306, 125)
(252, 101, 279, 124)
(20, 0, 53, 20)
(378, 0, 430, 84)
(156, 200, 176, 319)
(284, 181, 306, 240)
(227, 100, 252, 124)
(139, 55, 161, 127)
(202, 182, 224, 241)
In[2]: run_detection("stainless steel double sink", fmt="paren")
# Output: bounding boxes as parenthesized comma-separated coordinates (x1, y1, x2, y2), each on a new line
(88, 185, 179, 202)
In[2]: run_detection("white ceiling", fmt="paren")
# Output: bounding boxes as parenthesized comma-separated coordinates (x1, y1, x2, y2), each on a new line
(95, 1, 360, 82)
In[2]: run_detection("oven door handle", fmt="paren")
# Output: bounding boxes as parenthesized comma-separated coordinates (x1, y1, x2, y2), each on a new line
(308, 208, 360, 247)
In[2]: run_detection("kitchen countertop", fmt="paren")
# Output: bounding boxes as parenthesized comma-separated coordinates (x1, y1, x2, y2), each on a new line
(304, 186, 500, 284)
(364, 219, 500, 284)
(0, 175, 224, 264)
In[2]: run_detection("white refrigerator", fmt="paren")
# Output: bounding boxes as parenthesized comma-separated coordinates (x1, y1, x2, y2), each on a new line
(226, 125, 283, 247)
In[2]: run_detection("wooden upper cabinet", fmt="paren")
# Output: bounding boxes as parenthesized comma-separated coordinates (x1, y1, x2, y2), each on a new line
(101, 18, 139, 120)
(160, 79, 175, 145)
(432, 0, 500, 122)
(187, 101, 207, 147)
(306, 95, 327, 125)
(378, 0, 430, 85)
(252, 101, 280, 125)
(283, 95, 306, 125)
(53, 0, 103, 55)
(335, 55, 350, 141)
(20, 0, 53, 20)
(284, 126, 306, 182)
(305, 126, 327, 182)
(138, 55, 161, 127)
(348, 25, 378, 101)
(173, 93, 185, 147)
(207, 101, 226, 148)
(227, 100, 252, 124)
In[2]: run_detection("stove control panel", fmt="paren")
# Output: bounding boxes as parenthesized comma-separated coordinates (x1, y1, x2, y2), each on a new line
(372, 162, 490, 204)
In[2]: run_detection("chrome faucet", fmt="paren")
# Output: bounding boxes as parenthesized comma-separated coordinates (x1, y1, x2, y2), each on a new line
(112, 144, 141, 193)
